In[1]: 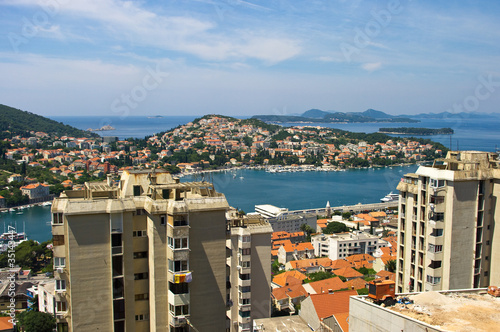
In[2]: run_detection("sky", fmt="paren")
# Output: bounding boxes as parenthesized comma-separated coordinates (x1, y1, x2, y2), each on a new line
(1, 0, 500, 118)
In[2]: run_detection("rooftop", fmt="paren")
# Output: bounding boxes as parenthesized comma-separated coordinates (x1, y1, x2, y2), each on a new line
(359, 288, 500, 332)
(253, 316, 311, 332)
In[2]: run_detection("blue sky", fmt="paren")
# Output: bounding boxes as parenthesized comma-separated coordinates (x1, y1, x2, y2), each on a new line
(1, 0, 500, 117)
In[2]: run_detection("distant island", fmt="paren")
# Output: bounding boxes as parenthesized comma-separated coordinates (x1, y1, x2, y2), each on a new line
(378, 127, 454, 135)
(147, 115, 164, 118)
(87, 125, 115, 132)
(253, 108, 420, 124)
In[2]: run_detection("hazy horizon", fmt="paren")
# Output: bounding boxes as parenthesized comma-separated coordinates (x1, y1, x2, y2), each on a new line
(1, 1, 500, 118)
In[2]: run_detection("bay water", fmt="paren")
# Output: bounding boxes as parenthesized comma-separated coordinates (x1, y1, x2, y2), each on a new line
(8, 115, 499, 242)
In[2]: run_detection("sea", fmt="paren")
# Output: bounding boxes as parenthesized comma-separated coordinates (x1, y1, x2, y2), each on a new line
(2, 115, 499, 243)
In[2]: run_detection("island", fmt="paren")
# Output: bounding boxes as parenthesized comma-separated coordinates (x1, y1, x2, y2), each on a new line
(86, 125, 115, 132)
(378, 127, 454, 135)
(147, 115, 164, 119)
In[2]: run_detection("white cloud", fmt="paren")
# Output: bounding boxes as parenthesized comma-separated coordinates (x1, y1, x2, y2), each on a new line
(1, 0, 301, 64)
(361, 62, 382, 72)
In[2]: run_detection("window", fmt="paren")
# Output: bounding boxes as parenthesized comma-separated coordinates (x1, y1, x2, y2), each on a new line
(52, 213, 63, 224)
(134, 272, 148, 280)
(169, 304, 189, 316)
(135, 293, 149, 301)
(239, 248, 251, 255)
(133, 230, 147, 237)
(239, 235, 251, 243)
(160, 215, 166, 225)
(428, 260, 442, 269)
(168, 237, 188, 250)
(430, 179, 445, 188)
(56, 301, 67, 312)
(54, 257, 66, 268)
(430, 229, 443, 237)
(240, 298, 250, 305)
(428, 244, 442, 253)
(112, 256, 123, 277)
(239, 273, 250, 280)
(133, 251, 148, 259)
(239, 261, 250, 268)
(53, 235, 65, 246)
(173, 215, 188, 226)
(239, 310, 251, 318)
(426, 275, 441, 285)
(135, 314, 149, 321)
(133, 185, 142, 196)
(169, 282, 189, 294)
(168, 260, 189, 272)
(112, 234, 122, 247)
(56, 279, 66, 291)
(239, 286, 251, 293)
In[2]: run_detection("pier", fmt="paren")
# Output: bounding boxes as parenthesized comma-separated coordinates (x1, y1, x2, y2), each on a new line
(285, 201, 398, 216)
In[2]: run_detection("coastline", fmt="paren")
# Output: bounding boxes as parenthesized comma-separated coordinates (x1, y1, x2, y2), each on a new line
(177, 162, 420, 178)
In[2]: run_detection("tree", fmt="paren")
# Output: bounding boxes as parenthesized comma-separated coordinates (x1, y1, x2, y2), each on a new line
(385, 259, 396, 273)
(16, 311, 56, 332)
(300, 223, 315, 241)
(305, 271, 333, 283)
(323, 222, 348, 234)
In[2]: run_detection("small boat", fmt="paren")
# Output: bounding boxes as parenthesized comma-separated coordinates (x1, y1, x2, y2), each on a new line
(381, 192, 399, 203)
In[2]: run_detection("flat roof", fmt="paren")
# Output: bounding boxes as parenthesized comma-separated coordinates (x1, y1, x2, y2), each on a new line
(388, 289, 499, 331)
(253, 316, 312, 331)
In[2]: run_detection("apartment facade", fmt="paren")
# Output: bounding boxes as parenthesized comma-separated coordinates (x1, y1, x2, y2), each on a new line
(397, 151, 500, 293)
(226, 211, 273, 332)
(51, 170, 230, 332)
(311, 231, 387, 260)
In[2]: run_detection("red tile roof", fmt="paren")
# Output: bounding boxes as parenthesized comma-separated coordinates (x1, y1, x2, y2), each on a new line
(307, 277, 346, 294)
(272, 284, 308, 301)
(273, 270, 307, 287)
(333, 266, 363, 279)
(309, 290, 358, 320)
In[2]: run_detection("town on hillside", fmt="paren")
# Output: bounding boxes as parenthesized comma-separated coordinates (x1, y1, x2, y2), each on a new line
(0, 115, 446, 208)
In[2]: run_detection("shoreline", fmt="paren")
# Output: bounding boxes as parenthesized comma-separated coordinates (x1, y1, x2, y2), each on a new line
(177, 162, 421, 178)
(0, 201, 52, 213)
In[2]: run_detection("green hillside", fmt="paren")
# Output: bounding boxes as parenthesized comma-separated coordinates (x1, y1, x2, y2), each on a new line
(0, 104, 96, 138)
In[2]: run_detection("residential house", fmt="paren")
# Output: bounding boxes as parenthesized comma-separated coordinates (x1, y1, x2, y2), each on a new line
(299, 290, 357, 331)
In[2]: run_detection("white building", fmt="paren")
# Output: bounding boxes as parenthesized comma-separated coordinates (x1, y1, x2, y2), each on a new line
(253, 205, 316, 233)
(311, 231, 387, 260)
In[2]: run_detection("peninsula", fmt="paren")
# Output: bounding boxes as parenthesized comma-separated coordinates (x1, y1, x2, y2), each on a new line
(378, 127, 454, 135)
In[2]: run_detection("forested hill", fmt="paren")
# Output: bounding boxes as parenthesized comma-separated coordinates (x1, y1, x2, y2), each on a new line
(0, 104, 97, 138)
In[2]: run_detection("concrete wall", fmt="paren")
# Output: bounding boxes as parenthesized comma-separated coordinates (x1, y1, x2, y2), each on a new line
(67, 213, 113, 332)
(189, 209, 227, 331)
(251, 230, 271, 320)
(349, 296, 442, 332)
(298, 296, 320, 330)
(448, 181, 477, 290)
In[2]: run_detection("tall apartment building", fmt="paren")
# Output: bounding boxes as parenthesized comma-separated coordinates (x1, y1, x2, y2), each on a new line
(51, 170, 231, 332)
(311, 231, 387, 260)
(226, 211, 273, 332)
(396, 151, 500, 293)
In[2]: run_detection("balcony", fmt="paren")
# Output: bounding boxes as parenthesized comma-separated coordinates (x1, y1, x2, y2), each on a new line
(170, 314, 189, 327)
(238, 278, 251, 287)
(168, 290, 190, 306)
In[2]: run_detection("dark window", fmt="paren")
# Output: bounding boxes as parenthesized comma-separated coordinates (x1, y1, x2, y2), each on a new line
(133, 185, 141, 196)
(134, 272, 148, 280)
(112, 256, 123, 277)
(113, 278, 124, 299)
(53, 235, 65, 246)
(112, 234, 122, 247)
(113, 299, 125, 320)
(114, 320, 125, 332)
(169, 282, 189, 294)
(133, 252, 148, 259)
